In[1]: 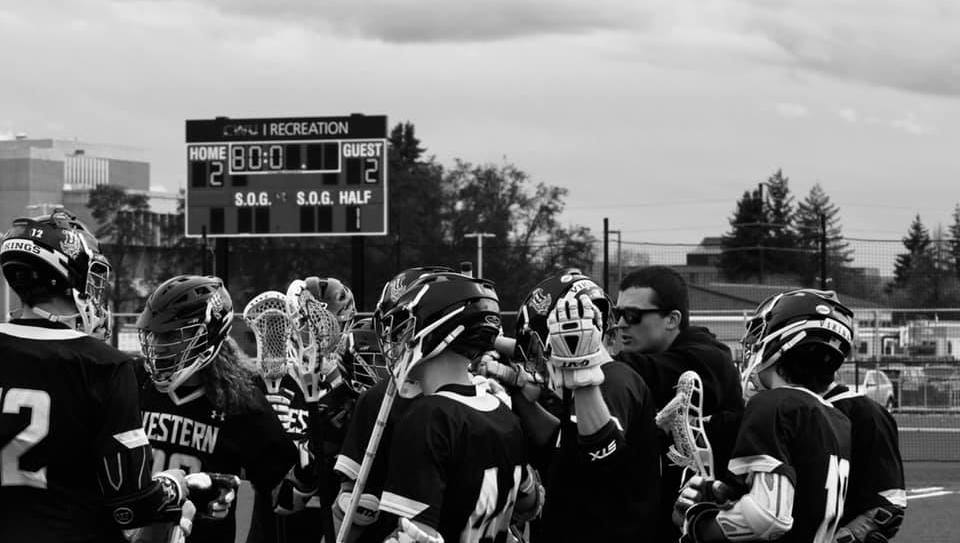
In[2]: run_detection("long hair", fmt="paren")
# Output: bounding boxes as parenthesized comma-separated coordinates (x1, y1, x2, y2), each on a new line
(201, 336, 266, 415)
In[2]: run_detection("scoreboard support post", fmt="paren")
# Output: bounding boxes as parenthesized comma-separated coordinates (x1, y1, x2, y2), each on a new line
(351, 236, 365, 311)
(201, 226, 210, 276)
(215, 238, 230, 289)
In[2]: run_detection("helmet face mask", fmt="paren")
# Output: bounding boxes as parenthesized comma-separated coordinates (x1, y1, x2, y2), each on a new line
(345, 319, 389, 392)
(140, 324, 212, 391)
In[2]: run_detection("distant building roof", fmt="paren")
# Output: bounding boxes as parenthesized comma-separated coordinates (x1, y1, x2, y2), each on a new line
(689, 282, 883, 311)
(689, 237, 723, 255)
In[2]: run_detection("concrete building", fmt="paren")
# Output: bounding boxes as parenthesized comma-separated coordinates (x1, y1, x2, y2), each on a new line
(0, 136, 177, 319)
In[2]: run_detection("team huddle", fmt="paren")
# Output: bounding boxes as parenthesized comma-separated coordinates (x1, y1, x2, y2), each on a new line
(0, 208, 906, 543)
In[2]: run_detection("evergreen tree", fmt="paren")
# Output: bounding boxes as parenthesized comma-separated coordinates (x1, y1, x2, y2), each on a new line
(892, 214, 931, 288)
(720, 187, 767, 281)
(764, 169, 799, 274)
(950, 203, 960, 282)
(796, 183, 853, 287)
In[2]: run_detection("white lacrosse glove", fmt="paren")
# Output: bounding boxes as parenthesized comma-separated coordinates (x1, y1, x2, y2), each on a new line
(546, 293, 611, 389)
(386, 518, 444, 543)
(331, 488, 381, 531)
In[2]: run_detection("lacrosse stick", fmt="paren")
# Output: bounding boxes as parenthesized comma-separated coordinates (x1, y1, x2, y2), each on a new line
(655, 370, 714, 481)
(335, 376, 397, 543)
(243, 291, 298, 388)
(287, 280, 345, 401)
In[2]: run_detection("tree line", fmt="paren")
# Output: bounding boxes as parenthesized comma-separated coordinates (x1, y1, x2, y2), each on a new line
(720, 169, 960, 305)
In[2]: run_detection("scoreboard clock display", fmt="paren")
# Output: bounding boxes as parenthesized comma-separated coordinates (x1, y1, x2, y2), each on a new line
(185, 114, 388, 237)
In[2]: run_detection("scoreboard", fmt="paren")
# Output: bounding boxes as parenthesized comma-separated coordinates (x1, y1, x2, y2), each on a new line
(185, 114, 388, 237)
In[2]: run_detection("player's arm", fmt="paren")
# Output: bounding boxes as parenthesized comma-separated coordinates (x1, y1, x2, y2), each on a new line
(677, 472, 794, 542)
(94, 361, 188, 529)
(229, 389, 299, 511)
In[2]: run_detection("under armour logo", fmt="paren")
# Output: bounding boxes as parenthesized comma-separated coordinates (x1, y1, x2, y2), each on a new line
(588, 440, 617, 462)
(210, 410, 226, 421)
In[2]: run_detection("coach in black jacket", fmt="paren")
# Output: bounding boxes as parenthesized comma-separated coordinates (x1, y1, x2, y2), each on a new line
(612, 266, 743, 542)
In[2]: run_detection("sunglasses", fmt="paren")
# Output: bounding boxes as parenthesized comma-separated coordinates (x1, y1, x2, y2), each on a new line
(612, 306, 667, 325)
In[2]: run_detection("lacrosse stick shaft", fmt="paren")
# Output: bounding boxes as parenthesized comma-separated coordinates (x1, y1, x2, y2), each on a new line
(335, 377, 398, 543)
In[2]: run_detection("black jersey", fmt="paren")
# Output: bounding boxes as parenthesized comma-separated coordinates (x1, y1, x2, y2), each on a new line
(140, 375, 296, 543)
(334, 379, 416, 543)
(537, 361, 661, 542)
(0, 320, 149, 543)
(728, 387, 852, 543)
(380, 383, 530, 543)
(824, 384, 906, 521)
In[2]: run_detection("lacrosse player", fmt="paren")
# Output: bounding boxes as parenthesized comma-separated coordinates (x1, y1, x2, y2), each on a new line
(0, 211, 230, 542)
(674, 289, 853, 543)
(332, 266, 453, 543)
(500, 271, 661, 542)
(137, 275, 297, 542)
(373, 271, 542, 543)
(821, 305, 905, 543)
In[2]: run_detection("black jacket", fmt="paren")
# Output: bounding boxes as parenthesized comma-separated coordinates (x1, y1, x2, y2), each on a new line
(615, 326, 743, 542)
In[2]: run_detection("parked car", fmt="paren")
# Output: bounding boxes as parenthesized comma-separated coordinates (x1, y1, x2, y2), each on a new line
(835, 368, 896, 410)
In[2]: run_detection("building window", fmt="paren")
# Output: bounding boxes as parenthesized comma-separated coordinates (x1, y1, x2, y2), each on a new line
(64, 155, 110, 188)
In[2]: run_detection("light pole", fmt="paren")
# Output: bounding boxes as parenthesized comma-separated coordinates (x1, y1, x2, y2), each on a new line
(464, 232, 495, 279)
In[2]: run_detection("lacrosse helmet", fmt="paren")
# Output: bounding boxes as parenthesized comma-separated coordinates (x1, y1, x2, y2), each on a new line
(378, 272, 501, 386)
(0, 208, 112, 338)
(344, 317, 388, 393)
(740, 289, 854, 398)
(513, 270, 613, 376)
(137, 275, 233, 404)
(374, 266, 455, 335)
(243, 290, 297, 380)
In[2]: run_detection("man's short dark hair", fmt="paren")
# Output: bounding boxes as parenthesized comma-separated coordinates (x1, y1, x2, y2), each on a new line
(619, 265, 689, 329)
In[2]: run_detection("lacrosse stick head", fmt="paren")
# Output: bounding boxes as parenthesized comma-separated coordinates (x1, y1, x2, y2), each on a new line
(287, 279, 343, 376)
(243, 290, 297, 380)
(660, 370, 714, 480)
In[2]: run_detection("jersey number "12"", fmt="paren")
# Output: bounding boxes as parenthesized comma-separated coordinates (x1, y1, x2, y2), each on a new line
(814, 454, 850, 543)
(0, 387, 51, 488)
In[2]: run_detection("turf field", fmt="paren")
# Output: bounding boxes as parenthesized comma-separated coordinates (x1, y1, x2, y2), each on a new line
(898, 462, 960, 542)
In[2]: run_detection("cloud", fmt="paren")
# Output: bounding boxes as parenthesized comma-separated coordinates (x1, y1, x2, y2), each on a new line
(742, 0, 960, 97)
(837, 107, 858, 123)
(133, 0, 960, 98)
(890, 112, 933, 135)
(775, 102, 809, 119)
(145, 0, 643, 43)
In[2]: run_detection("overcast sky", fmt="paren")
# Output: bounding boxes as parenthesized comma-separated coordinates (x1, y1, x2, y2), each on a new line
(2, 0, 958, 273)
